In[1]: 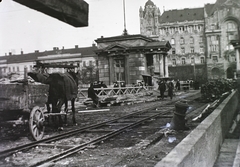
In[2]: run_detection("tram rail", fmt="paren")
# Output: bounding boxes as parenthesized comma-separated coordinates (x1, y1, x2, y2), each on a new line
(0, 91, 201, 166)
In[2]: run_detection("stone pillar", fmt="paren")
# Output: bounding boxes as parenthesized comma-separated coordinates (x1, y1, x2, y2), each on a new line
(236, 48, 240, 73)
(231, 40, 240, 82)
(159, 54, 164, 77)
(234, 47, 240, 90)
(165, 55, 169, 77)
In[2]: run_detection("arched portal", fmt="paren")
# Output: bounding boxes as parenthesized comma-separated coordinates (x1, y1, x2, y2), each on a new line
(211, 67, 220, 79)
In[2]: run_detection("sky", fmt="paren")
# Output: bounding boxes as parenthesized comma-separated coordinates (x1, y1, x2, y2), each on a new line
(0, 0, 217, 56)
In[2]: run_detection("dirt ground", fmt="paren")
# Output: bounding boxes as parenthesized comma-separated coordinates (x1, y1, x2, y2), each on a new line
(0, 90, 205, 167)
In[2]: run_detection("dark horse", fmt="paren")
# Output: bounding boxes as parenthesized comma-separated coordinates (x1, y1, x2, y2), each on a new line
(28, 72, 78, 129)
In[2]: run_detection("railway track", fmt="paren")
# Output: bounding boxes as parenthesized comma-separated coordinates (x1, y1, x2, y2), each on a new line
(0, 92, 201, 167)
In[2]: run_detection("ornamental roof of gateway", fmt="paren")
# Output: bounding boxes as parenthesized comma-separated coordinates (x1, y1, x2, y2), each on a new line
(95, 34, 153, 43)
(95, 40, 171, 54)
(159, 7, 204, 23)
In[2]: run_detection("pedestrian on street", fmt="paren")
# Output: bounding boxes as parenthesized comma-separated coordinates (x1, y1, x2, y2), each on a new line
(168, 80, 174, 100)
(158, 80, 166, 99)
(88, 83, 99, 108)
(176, 79, 180, 91)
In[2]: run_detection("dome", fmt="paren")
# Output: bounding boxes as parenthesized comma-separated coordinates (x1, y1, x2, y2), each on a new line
(145, 0, 155, 7)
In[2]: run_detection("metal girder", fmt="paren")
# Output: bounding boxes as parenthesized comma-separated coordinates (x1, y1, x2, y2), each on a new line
(13, 0, 88, 27)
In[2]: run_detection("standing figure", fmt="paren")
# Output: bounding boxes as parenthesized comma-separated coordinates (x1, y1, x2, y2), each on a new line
(100, 81, 107, 88)
(158, 80, 166, 99)
(100, 81, 107, 95)
(113, 82, 119, 94)
(168, 80, 174, 99)
(88, 83, 99, 108)
(176, 79, 181, 91)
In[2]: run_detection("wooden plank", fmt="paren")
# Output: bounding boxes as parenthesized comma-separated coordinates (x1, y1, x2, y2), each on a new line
(13, 0, 88, 27)
(78, 108, 110, 113)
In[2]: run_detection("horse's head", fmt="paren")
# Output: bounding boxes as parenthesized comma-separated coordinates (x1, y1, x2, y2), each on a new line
(28, 72, 49, 84)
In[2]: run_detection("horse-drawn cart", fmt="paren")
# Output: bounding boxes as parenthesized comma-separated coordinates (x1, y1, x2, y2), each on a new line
(0, 80, 49, 141)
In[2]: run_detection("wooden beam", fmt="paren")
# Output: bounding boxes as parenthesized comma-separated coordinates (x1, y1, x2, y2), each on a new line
(78, 109, 110, 113)
(13, 0, 88, 27)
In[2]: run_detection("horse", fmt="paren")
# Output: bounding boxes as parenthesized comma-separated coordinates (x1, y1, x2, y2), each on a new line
(28, 71, 78, 129)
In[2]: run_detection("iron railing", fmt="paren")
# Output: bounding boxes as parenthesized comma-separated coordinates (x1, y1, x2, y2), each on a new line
(78, 86, 155, 99)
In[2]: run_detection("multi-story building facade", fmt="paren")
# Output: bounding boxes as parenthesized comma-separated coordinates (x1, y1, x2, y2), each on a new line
(0, 45, 98, 84)
(140, 0, 240, 82)
(205, 0, 240, 79)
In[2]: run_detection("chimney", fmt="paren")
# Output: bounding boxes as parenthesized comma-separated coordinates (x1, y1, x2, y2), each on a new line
(75, 45, 78, 49)
(35, 50, 39, 53)
(62, 46, 64, 50)
(92, 43, 96, 47)
(21, 51, 23, 55)
(9, 52, 12, 56)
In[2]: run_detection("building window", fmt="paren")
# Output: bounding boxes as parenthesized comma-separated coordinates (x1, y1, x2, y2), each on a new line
(189, 26, 193, 33)
(228, 32, 235, 41)
(172, 48, 176, 54)
(200, 57, 205, 64)
(191, 57, 195, 64)
(181, 47, 185, 54)
(213, 56, 218, 63)
(227, 22, 236, 31)
(211, 24, 215, 30)
(190, 47, 195, 53)
(181, 58, 186, 64)
(210, 36, 218, 43)
(230, 54, 236, 62)
(211, 45, 218, 52)
(190, 37, 194, 44)
(13, 67, 15, 72)
(8, 67, 11, 72)
(171, 38, 175, 45)
(198, 25, 202, 31)
(180, 37, 185, 44)
(172, 59, 176, 65)
(199, 36, 203, 43)
(200, 46, 204, 53)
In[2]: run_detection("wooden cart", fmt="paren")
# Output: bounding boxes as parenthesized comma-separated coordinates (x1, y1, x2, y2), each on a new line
(0, 81, 49, 140)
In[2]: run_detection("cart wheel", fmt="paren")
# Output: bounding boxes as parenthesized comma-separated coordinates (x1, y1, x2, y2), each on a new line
(29, 106, 45, 141)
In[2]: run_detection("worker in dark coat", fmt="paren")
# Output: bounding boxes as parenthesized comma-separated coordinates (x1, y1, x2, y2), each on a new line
(168, 81, 174, 100)
(88, 83, 99, 108)
(176, 79, 180, 91)
(158, 80, 166, 99)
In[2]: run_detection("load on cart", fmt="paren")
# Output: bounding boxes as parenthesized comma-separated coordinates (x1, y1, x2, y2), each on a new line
(0, 60, 79, 141)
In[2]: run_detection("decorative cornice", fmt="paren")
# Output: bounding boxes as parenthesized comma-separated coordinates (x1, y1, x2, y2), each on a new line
(95, 41, 171, 56)
(95, 34, 153, 43)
